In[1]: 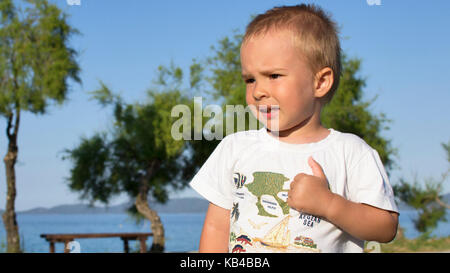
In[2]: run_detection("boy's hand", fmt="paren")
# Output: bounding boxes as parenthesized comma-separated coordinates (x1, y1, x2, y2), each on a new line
(287, 156, 335, 218)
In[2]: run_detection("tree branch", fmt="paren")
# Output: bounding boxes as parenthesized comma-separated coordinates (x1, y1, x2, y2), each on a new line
(137, 160, 160, 201)
(435, 196, 450, 210)
(13, 106, 20, 138)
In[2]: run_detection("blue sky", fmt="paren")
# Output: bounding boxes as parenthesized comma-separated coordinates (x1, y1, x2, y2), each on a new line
(1, 0, 449, 211)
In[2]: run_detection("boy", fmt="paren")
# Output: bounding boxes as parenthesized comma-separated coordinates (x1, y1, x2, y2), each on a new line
(190, 4, 398, 253)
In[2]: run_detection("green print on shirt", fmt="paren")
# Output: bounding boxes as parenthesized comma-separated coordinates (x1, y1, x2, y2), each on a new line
(245, 172, 290, 217)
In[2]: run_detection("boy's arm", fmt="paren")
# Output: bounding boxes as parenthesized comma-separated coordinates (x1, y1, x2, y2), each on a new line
(326, 194, 398, 243)
(288, 156, 398, 243)
(199, 203, 230, 253)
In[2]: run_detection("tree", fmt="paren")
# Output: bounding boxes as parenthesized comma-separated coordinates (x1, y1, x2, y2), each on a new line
(63, 64, 210, 252)
(0, 0, 80, 252)
(393, 141, 449, 237)
(321, 55, 396, 171)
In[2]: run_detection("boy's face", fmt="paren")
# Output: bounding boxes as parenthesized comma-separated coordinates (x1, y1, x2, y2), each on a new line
(241, 29, 319, 133)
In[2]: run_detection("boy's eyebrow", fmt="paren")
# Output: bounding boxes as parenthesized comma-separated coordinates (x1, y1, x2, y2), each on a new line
(242, 68, 288, 78)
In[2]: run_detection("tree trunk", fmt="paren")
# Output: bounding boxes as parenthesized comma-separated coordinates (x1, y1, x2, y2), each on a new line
(2, 111, 21, 253)
(135, 160, 165, 252)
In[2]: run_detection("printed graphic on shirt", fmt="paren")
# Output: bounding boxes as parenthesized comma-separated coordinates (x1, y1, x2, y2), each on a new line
(233, 172, 247, 189)
(299, 212, 322, 228)
(231, 202, 240, 223)
(229, 171, 322, 253)
(254, 215, 291, 248)
(229, 217, 321, 253)
(248, 219, 268, 229)
(293, 235, 318, 249)
(244, 172, 290, 217)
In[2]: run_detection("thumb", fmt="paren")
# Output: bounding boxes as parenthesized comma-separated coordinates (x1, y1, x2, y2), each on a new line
(308, 156, 326, 179)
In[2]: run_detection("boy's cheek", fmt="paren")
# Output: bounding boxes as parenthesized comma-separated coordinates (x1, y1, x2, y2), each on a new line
(245, 89, 255, 105)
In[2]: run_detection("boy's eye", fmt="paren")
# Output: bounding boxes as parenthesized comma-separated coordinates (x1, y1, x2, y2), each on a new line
(270, 74, 281, 79)
(245, 78, 255, 84)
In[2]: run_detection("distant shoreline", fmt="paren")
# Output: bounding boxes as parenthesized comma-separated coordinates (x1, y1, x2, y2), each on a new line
(0, 197, 209, 215)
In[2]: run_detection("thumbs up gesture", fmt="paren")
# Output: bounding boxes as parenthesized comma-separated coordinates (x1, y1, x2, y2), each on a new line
(287, 156, 335, 218)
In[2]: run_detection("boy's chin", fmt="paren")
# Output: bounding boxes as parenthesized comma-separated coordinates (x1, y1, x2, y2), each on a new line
(261, 121, 282, 132)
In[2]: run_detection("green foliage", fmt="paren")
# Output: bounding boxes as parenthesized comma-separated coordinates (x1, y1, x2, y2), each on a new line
(442, 140, 450, 163)
(63, 64, 203, 209)
(0, 0, 80, 115)
(394, 178, 441, 210)
(63, 133, 116, 204)
(154, 62, 183, 88)
(321, 54, 396, 171)
(206, 31, 246, 106)
(189, 59, 203, 90)
(89, 81, 117, 107)
(393, 141, 449, 237)
(394, 179, 446, 234)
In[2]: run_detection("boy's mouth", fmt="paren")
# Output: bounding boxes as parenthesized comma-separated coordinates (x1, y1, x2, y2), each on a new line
(257, 105, 279, 119)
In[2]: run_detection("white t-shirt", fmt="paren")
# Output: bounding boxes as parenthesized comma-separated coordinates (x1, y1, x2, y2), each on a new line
(190, 128, 398, 253)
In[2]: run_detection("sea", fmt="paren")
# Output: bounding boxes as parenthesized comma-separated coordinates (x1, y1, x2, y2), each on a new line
(0, 210, 449, 253)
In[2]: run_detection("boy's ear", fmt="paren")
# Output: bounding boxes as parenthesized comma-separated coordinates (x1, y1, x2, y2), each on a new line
(314, 67, 334, 98)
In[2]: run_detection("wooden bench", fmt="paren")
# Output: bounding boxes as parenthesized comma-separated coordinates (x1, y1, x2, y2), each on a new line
(40, 232, 153, 253)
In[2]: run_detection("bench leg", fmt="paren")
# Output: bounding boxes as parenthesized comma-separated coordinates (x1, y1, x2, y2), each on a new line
(49, 242, 55, 253)
(139, 237, 147, 253)
(123, 239, 129, 253)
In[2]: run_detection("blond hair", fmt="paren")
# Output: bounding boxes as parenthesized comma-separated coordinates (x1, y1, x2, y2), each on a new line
(243, 4, 342, 103)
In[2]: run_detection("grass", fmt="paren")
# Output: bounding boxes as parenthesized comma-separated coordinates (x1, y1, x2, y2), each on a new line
(365, 226, 450, 253)
(0, 239, 5, 253)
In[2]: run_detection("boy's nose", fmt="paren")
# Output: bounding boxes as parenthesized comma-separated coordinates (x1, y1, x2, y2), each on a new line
(252, 84, 270, 101)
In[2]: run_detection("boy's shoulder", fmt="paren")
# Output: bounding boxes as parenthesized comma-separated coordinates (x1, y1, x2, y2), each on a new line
(332, 129, 377, 159)
(334, 130, 372, 148)
(220, 128, 376, 155)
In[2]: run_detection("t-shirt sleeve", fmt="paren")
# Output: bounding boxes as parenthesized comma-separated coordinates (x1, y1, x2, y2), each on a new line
(347, 148, 399, 213)
(189, 137, 234, 210)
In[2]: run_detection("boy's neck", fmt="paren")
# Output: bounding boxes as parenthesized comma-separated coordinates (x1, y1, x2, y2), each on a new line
(266, 109, 329, 145)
